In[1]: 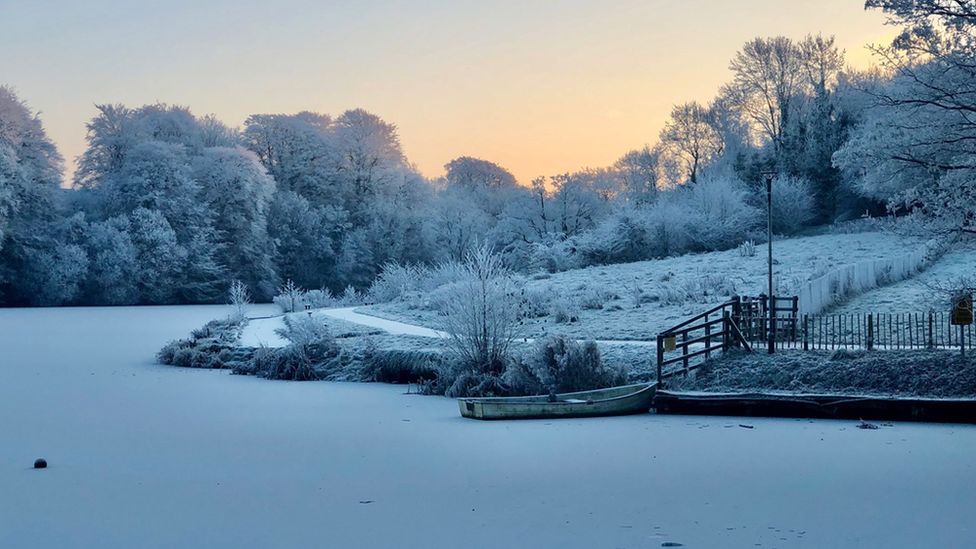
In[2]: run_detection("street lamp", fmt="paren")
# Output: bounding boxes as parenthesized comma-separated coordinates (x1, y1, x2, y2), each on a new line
(761, 169, 778, 354)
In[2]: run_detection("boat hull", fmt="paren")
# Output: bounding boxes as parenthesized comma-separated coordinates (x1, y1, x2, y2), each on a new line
(458, 383, 657, 420)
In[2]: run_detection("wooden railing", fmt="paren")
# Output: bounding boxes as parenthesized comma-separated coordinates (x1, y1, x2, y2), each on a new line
(656, 299, 754, 385)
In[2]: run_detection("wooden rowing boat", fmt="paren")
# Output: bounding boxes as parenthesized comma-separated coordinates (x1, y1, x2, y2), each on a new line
(458, 383, 657, 420)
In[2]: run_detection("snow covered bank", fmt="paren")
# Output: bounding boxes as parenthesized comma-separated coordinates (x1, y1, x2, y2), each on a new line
(831, 245, 976, 314)
(366, 231, 927, 341)
(667, 349, 976, 399)
(3, 306, 976, 548)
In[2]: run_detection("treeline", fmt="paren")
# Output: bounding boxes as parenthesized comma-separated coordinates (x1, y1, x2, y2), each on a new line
(0, 0, 971, 306)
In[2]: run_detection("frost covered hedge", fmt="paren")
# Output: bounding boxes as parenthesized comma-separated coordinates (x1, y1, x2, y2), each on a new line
(157, 317, 247, 369)
(505, 336, 627, 395)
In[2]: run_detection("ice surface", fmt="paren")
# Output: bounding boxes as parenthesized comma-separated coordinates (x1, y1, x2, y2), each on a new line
(2, 305, 975, 548)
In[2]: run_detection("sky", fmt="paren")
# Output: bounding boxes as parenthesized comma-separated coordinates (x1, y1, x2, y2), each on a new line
(1, 0, 894, 184)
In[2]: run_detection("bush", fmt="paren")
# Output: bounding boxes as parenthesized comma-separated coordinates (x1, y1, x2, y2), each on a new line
(578, 286, 612, 310)
(678, 176, 760, 251)
(157, 317, 244, 369)
(517, 286, 552, 318)
(506, 336, 627, 395)
(738, 240, 757, 257)
(366, 261, 465, 304)
(228, 280, 251, 321)
(304, 289, 335, 309)
(276, 314, 333, 347)
(360, 348, 443, 384)
(549, 294, 581, 323)
(765, 175, 816, 235)
(442, 247, 521, 376)
(250, 345, 322, 381)
(273, 279, 306, 313)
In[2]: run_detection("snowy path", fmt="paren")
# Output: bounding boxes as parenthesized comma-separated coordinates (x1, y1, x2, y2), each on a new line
(3, 305, 976, 548)
(323, 306, 449, 338)
(240, 306, 656, 348)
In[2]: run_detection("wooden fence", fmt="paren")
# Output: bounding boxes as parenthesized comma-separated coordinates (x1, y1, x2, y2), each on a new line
(656, 295, 974, 385)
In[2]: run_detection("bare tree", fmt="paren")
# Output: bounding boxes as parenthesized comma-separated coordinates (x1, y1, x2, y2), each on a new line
(659, 102, 723, 184)
(442, 246, 521, 375)
(726, 37, 804, 154)
(228, 280, 251, 321)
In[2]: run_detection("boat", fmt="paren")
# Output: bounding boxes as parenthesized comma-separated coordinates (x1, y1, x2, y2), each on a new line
(458, 382, 657, 420)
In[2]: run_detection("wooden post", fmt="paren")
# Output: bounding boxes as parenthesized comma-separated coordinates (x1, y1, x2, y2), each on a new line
(723, 311, 731, 351)
(959, 324, 966, 356)
(927, 312, 934, 349)
(867, 314, 874, 351)
(803, 314, 809, 351)
(682, 330, 689, 373)
(656, 334, 664, 386)
(791, 296, 799, 343)
(704, 312, 711, 359)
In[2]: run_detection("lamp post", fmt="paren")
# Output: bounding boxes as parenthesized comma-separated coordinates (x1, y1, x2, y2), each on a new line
(762, 170, 778, 354)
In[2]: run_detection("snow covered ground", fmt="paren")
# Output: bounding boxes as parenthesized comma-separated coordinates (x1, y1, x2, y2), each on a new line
(831, 244, 976, 314)
(366, 231, 927, 341)
(3, 305, 976, 548)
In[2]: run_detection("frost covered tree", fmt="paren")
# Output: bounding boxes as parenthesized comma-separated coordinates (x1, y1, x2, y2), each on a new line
(659, 102, 723, 183)
(765, 175, 816, 234)
(614, 146, 661, 204)
(726, 37, 804, 156)
(442, 247, 521, 395)
(241, 112, 338, 204)
(192, 147, 278, 299)
(677, 176, 759, 250)
(835, 0, 976, 234)
(267, 190, 343, 291)
(0, 86, 74, 305)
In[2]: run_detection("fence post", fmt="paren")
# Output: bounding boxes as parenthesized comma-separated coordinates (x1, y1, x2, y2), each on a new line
(803, 314, 809, 351)
(791, 296, 799, 343)
(759, 294, 768, 346)
(928, 312, 934, 350)
(723, 310, 731, 350)
(656, 334, 664, 386)
(731, 295, 742, 326)
(867, 314, 874, 351)
(961, 324, 966, 357)
(682, 331, 689, 373)
(704, 312, 711, 359)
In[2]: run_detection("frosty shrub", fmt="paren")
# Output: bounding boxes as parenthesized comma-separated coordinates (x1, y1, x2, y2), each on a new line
(273, 279, 306, 313)
(360, 346, 444, 385)
(627, 278, 644, 309)
(339, 285, 362, 305)
(506, 336, 627, 395)
(366, 263, 419, 303)
(228, 280, 251, 321)
(276, 314, 333, 347)
(577, 207, 657, 265)
(366, 261, 466, 304)
(248, 345, 322, 381)
(549, 294, 581, 323)
(527, 240, 579, 273)
(157, 317, 245, 369)
(578, 286, 612, 310)
(440, 246, 521, 393)
(677, 176, 759, 251)
(239, 315, 338, 381)
(737, 240, 757, 258)
(304, 289, 335, 309)
(765, 175, 816, 235)
(517, 286, 553, 318)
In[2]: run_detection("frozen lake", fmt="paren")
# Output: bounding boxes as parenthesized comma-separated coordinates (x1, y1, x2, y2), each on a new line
(2, 305, 975, 548)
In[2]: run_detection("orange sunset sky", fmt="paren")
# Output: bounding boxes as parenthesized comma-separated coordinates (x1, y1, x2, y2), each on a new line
(1, 0, 893, 184)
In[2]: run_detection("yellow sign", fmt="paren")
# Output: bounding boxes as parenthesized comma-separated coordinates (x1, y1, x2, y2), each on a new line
(952, 293, 973, 326)
(664, 336, 677, 352)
